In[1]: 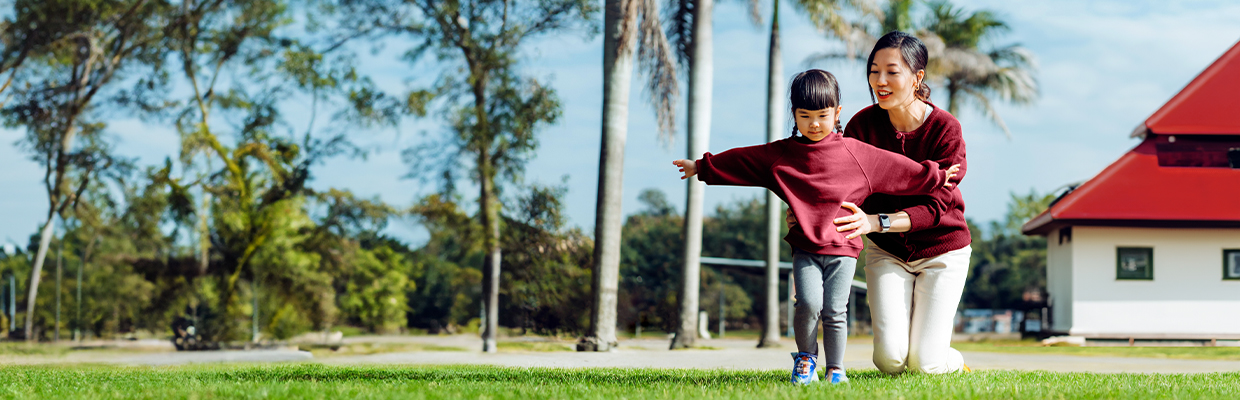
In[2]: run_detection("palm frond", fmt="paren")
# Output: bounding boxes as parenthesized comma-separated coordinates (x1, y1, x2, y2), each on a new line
(961, 86, 1011, 139)
(637, 0, 680, 144)
(663, 0, 693, 69)
(795, 0, 854, 40)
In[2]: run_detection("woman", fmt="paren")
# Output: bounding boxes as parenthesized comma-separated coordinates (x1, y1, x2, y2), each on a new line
(792, 31, 971, 374)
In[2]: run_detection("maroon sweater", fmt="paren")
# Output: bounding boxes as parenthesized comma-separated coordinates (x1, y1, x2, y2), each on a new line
(696, 133, 948, 257)
(844, 103, 970, 261)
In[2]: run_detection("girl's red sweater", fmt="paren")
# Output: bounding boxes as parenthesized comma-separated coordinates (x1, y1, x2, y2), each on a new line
(695, 133, 949, 257)
(844, 103, 971, 261)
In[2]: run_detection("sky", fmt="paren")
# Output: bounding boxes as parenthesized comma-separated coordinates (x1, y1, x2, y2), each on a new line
(3, 0, 1240, 249)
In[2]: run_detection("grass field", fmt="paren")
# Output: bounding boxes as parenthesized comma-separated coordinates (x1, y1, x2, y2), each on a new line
(1, 364, 1237, 399)
(953, 339, 1240, 361)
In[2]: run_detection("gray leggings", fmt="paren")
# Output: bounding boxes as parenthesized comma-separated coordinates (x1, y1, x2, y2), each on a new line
(792, 248, 857, 371)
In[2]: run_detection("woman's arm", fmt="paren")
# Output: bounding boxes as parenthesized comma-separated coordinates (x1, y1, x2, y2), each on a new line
(832, 204, 911, 239)
(785, 204, 911, 239)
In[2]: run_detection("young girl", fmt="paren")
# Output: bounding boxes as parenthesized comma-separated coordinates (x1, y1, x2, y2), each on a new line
(672, 69, 960, 384)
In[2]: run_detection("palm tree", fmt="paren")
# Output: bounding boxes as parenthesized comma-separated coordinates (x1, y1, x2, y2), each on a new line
(757, 0, 785, 349)
(664, 0, 713, 349)
(922, 0, 1038, 138)
(583, 0, 678, 352)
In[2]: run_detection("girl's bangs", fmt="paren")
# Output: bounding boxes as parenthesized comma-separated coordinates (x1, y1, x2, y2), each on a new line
(790, 71, 839, 110)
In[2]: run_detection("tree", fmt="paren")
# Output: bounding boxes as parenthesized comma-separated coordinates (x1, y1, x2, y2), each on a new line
(584, 0, 678, 352)
(155, 0, 401, 343)
(3, 0, 165, 341)
(758, 0, 784, 349)
(922, 0, 1038, 138)
(662, 0, 714, 349)
(341, 0, 596, 352)
(963, 190, 1054, 310)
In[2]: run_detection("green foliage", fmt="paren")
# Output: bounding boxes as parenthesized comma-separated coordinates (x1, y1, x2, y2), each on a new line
(499, 183, 593, 335)
(618, 189, 792, 333)
(963, 190, 1055, 310)
(406, 183, 594, 336)
(336, 244, 414, 334)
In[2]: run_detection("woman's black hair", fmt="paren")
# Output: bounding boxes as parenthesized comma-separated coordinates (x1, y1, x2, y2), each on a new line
(866, 31, 931, 103)
(789, 69, 843, 135)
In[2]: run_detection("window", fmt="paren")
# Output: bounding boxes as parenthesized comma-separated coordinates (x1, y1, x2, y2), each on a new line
(1116, 247, 1153, 280)
(1225, 250, 1240, 280)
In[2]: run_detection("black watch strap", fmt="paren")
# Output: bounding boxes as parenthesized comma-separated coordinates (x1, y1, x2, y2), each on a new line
(878, 213, 892, 233)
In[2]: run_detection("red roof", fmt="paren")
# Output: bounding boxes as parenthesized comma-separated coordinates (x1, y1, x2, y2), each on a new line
(1022, 137, 1240, 235)
(1024, 39, 1240, 235)
(1133, 40, 1240, 137)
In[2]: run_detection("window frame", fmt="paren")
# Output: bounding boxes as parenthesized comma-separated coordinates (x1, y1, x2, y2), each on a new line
(1116, 247, 1154, 281)
(1224, 249, 1240, 281)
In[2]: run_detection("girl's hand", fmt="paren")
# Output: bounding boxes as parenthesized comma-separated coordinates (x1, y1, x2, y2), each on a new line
(943, 164, 961, 188)
(785, 208, 797, 228)
(833, 202, 872, 239)
(673, 159, 697, 179)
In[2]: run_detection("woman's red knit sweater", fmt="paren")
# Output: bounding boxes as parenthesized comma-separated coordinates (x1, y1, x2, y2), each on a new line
(844, 103, 971, 261)
(695, 133, 950, 258)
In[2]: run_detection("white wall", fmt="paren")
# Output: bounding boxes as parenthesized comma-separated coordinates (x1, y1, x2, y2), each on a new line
(1067, 226, 1240, 336)
(1047, 228, 1073, 332)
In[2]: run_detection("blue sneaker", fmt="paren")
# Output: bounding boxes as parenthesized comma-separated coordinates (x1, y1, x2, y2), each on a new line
(826, 368, 849, 384)
(790, 352, 819, 384)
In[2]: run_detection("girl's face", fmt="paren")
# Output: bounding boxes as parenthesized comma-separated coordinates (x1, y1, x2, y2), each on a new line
(793, 106, 841, 142)
(868, 48, 925, 109)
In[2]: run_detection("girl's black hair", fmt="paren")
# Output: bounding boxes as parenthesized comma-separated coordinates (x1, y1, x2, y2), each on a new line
(789, 69, 843, 135)
(866, 31, 931, 103)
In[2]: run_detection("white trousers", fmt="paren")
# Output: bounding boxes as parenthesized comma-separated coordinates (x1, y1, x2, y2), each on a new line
(866, 244, 971, 374)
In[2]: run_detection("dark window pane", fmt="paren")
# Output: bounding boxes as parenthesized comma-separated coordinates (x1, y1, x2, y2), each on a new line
(1117, 247, 1153, 280)
(1226, 250, 1240, 280)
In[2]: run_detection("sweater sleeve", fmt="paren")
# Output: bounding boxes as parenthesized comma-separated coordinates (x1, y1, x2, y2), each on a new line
(900, 123, 967, 232)
(695, 142, 780, 190)
(845, 139, 947, 196)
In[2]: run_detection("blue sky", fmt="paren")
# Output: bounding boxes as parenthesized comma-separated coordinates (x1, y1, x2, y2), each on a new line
(3, 0, 1240, 248)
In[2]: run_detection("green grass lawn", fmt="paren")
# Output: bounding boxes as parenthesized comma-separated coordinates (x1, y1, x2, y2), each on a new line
(953, 339, 1240, 361)
(1, 364, 1237, 399)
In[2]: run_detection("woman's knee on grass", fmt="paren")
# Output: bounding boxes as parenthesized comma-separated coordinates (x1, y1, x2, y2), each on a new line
(907, 353, 955, 374)
(872, 353, 906, 375)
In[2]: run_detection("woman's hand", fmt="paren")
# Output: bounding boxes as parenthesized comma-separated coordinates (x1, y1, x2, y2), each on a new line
(833, 202, 873, 239)
(785, 208, 797, 228)
(943, 164, 961, 188)
(673, 159, 697, 180)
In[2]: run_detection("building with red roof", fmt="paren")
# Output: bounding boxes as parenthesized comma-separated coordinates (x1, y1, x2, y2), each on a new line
(1022, 40, 1240, 343)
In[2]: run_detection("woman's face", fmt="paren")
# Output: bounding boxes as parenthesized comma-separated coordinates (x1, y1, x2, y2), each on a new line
(868, 48, 924, 109)
(793, 106, 841, 142)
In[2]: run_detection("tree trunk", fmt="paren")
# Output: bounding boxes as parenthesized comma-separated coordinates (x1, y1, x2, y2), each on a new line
(479, 156, 502, 353)
(672, 0, 713, 350)
(24, 217, 57, 341)
(582, 0, 637, 352)
(757, 0, 783, 349)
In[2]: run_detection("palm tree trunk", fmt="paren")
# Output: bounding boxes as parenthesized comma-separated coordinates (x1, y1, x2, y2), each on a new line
(757, 0, 783, 349)
(583, 0, 637, 352)
(672, 0, 713, 350)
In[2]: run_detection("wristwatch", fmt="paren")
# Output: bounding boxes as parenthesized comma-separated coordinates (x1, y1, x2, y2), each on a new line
(878, 213, 892, 233)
